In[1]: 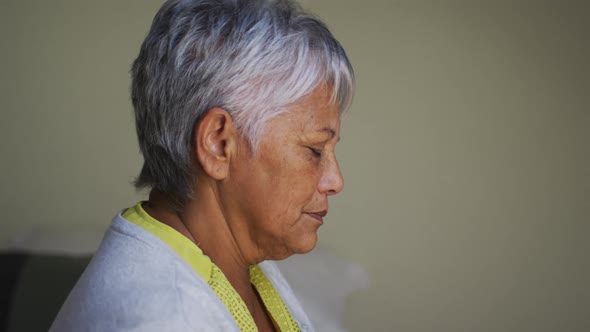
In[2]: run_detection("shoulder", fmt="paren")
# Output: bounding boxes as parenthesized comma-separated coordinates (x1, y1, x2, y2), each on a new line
(50, 214, 238, 331)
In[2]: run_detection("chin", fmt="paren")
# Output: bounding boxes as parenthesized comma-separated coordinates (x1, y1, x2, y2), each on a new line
(268, 233, 318, 261)
(290, 233, 319, 256)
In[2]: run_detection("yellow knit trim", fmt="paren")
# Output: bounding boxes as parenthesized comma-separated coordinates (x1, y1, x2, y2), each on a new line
(250, 265, 301, 332)
(122, 202, 301, 332)
(122, 202, 212, 282)
(209, 264, 258, 331)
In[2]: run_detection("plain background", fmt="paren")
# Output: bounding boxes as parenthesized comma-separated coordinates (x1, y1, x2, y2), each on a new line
(1, 0, 588, 331)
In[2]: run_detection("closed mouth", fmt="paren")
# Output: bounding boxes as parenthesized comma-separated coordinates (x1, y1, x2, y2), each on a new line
(306, 210, 327, 224)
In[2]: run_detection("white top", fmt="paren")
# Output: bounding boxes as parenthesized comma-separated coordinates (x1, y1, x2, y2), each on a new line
(50, 213, 314, 332)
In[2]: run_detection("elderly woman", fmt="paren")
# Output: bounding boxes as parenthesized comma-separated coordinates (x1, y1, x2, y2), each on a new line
(51, 0, 353, 331)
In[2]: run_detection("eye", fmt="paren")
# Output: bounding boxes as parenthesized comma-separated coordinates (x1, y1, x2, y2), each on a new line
(307, 147, 323, 158)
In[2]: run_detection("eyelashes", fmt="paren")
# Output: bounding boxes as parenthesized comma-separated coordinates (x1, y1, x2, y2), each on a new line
(307, 147, 323, 158)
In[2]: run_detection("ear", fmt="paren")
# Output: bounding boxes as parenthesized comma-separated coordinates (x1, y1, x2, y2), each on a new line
(194, 108, 236, 180)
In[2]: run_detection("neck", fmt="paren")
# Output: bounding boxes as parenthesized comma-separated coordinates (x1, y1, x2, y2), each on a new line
(143, 186, 260, 306)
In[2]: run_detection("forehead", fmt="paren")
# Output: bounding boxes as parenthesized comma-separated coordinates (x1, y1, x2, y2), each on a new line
(281, 85, 341, 134)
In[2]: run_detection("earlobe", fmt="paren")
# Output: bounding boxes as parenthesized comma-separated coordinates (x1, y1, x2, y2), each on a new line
(194, 108, 235, 180)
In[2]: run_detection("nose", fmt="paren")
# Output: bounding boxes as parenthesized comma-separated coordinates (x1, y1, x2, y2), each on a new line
(318, 155, 344, 196)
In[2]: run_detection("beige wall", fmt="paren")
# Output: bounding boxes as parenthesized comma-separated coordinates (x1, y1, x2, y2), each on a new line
(1, 1, 588, 331)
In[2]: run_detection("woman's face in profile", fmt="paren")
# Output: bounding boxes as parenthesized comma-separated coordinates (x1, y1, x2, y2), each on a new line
(225, 85, 344, 260)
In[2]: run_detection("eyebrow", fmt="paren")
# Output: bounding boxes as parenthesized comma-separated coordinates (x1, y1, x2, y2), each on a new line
(318, 127, 340, 142)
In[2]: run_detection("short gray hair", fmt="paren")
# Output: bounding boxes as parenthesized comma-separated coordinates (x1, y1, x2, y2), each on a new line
(131, 0, 355, 206)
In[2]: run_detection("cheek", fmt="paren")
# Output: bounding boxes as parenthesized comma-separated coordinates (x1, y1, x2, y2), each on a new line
(272, 162, 319, 211)
(254, 166, 303, 210)
(252, 145, 322, 222)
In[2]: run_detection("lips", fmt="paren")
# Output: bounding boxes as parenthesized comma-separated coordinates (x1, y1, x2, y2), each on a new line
(306, 210, 327, 224)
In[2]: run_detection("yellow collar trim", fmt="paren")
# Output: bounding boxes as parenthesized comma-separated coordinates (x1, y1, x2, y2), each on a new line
(122, 201, 213, 282)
